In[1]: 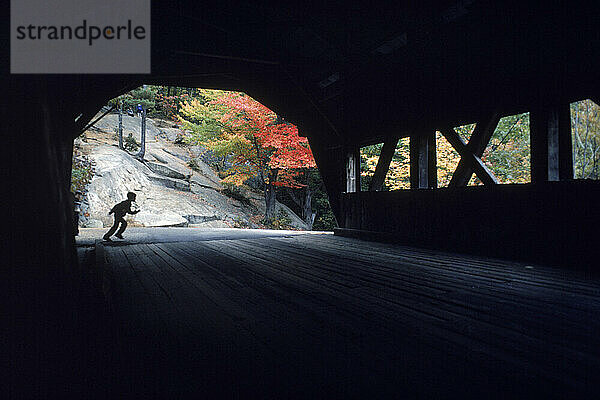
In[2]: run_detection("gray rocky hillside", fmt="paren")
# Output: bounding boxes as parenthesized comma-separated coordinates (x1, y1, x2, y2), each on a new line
(74, 113, 308, 230)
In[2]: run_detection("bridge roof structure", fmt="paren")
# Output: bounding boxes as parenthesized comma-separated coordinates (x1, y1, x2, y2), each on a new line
(8, 1, 597, 149)
(145, 1, 600, 147)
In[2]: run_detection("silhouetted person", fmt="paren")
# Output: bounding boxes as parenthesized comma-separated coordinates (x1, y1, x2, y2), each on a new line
(103, 192, 140, 241)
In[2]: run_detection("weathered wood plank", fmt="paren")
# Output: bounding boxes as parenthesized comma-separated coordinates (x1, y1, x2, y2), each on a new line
(270, 237, 600, 348)
(296, 234, 600, 292)
(138, 242, 276, 370)
(157, 241, 354, 344)
(265, 239, 598, 328)
(103, 246, 169, 340)
(98, 233, 600, 397)
(155, 241, 399, 383)
(259, 236, 600, 358)
(265, 236, 600, 301)
(200, 238, 599, 387)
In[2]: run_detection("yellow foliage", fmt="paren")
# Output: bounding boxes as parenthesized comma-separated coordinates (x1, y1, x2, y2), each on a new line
(436, 132, 461, 187)
(361, 134, 462, 190)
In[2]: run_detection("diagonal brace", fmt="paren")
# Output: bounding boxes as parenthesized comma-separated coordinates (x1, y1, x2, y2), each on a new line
(442, 112, 500, 187)
(441, 127, 497, 186)
(369, 137, 399, 191)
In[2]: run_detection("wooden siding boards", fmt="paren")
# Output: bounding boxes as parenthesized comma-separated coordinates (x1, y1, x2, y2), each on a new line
(338, 181, 600, 269)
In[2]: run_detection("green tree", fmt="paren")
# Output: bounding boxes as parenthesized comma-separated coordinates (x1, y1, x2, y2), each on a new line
(282, 168, 335, 230)
(481, 113, 531, 184)
(571, 99, 600, 179)
(110, 86, 156, 113)
(359, 114, 532, 190)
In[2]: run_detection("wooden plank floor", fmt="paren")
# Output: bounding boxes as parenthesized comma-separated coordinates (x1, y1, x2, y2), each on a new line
(98, 232, 600, 398)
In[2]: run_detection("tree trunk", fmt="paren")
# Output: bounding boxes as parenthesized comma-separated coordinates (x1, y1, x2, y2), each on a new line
(118, 101, 123, 150)
(285, 172, 316, 230)
(136, 109, 146, 160)
(264, 169, 279, 221)
(302, 184, 315, 230)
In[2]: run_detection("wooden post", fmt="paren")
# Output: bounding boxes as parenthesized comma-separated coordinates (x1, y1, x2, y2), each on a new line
(346, 148, 360, 192)
(558, 104, 574, 180)
(428, 132, 437, 188)
(410, 132, 436, 189)
(530, 108, 549, 182)
(530, 104, 572, 182)
(410, 135, 418, 188)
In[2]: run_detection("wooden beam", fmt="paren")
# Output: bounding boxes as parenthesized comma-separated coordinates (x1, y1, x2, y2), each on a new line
(410, 135, 420, 188)
(428, 132, 437, 189)
(471, 155, 498, 186)
(529, 109, 549, 183)
(440, 126, 468, 153)
(77, 105, 115, 136)
(307, 137, 344, 225)
(440, 127, 498, 186)
(410, 132, 436, 189)
(346, 148, 360, 193)
(558, 104, 574, 180)
(369, 137, 399, 191)
(530, 104, 573, 182)
(447, 112, 501, 187)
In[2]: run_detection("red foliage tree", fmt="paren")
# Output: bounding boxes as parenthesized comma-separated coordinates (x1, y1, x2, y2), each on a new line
(180, 91, 316, 222)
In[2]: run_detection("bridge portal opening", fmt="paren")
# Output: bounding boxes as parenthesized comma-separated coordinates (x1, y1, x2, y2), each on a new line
(72, 85, 335, 239)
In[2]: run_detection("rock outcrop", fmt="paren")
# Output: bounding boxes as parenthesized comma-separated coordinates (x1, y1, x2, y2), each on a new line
(75, 114, 309, 230)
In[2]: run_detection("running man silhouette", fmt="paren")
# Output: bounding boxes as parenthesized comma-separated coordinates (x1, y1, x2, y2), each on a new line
(103, 192, 140, 241)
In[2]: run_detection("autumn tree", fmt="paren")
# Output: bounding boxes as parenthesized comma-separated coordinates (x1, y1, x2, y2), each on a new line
(482, 113, 530, 183)
(361, 114, 532, 189)
(452, 115, 531, 186)
(179, 90, 316, 222)
(361, 139, 410, 190)
(360, 135, 458, 190)
(154, 92, 190, 121)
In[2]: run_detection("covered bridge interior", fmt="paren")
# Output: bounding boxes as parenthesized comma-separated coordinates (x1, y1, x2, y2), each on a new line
(3, 1, 600, 397)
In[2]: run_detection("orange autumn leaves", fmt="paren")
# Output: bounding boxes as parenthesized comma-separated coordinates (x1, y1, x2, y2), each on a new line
(179, 90, 315, 188)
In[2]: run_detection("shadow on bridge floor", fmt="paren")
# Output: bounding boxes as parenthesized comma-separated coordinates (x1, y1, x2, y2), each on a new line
(22, 228, 600, 398)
